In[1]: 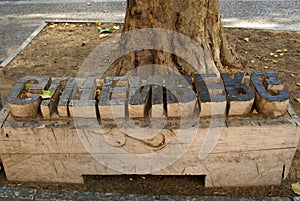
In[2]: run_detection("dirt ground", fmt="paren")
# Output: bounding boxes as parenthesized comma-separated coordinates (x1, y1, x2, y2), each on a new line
(0, 23, 300, 198)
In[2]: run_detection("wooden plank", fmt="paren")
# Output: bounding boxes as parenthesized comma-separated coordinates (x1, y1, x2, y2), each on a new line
(1, 148, 295, 187)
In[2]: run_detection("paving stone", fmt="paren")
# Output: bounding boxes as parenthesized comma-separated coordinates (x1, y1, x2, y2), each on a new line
(160, 195, 290, 201)
(0, 187, 35, 200)
(35, 189, 158, 201)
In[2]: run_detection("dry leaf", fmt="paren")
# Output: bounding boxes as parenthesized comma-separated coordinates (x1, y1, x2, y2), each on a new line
(244, 37, 250, 42)
(272, 60, 278, 64)
(87, 2, 92, 6)
(99, 34, 109, 38)
(296, 83, 300, 87)
(253, 109, 258, 115)
(295, 98, 300, 103)
(264, 66, 269, 69)
(95, 21, 101, 26)
(292, 182, 300, 195)
(291, 74, 295, 78)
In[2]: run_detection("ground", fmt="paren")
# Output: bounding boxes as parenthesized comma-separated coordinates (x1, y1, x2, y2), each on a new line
(0, 23, 300, 198)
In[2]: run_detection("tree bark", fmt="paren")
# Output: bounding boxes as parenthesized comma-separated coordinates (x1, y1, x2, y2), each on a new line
(110, 0, 239, 77)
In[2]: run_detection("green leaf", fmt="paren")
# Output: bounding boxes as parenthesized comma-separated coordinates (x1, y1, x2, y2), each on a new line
(25, 83, 31, 90)
(292, 182, 300, 195)
(40, 89, 55, 99)
(98, 27, 113, 34)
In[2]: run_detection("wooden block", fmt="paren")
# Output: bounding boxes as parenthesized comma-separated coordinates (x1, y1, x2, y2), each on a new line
(250, 72, 290, 117)
(166, 74, 197, 118)
(57, 77, 76, 117)
(7, 76, 51, 118)
(69, 77, 97, 118)
(99, 77, 128, 120)
(40, 77, 75, 118)
(194, 74, 226, 117)
(128, 76, 151, 118)
(147, 75, 165, 119)
(221, 72, 255, 116)
(0, 111, 298, 187)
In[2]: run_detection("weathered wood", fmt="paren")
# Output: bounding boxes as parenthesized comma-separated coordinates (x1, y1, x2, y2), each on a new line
(128, 76, 151, 118)
(41, 77, 75, 118)
(166, 74, 197, 118)
(250, 72, 290, 117)
(99, 77, 128, 120)
(148, 75, 165, 119)
(57, 78, 76, 117)
(7, 76, 51, 118)
(0, 104, 298, 187)
(69, 77, 97, 118)
(221, 72, 255, 116)
(194, 74, 227, 117)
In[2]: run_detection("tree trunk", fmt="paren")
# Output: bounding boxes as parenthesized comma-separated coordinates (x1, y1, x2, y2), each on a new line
(110, 0, 239, 77)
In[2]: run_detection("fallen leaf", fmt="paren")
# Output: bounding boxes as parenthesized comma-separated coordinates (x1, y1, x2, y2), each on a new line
(87, 2, 92, 6)
(276, 49, 288, 53)
(296, 83, 300, 87)
(25, 83, 31, 90)
(279, 53, 285, 57)
(291, 74, 295, 78)
(292, 182, 300, 195)
(272, 60, 278, 64)
(95, 21, 101, 26)
(295, 98, 300, 103)
(273, 54, 279, 58)
(98, 27, 113, 34)
(244, 37, 250, 42)
(251, 60, 255, 63)
(99, 34, 109, 38)
(270, 53, 275, 56)
(40, 89, 55, 99)
(264, 66, 269, 69)
(253, 109, 258, 115)
(113, 26, 120, 30)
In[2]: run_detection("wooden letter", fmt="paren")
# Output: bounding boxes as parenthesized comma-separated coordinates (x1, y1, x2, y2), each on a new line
(148, 75, 164, 119)
(99, 77, 128, 120)
(41, 77, 75, 118)
(7, 76, 51, 118)
(69, 77, 97, 118)
(129, 76, 151, 118)
(166, 74, 197, 118)
(250, 72, 290, 117)
(221, 72, 255, 116)
(194, 74, 226, 117)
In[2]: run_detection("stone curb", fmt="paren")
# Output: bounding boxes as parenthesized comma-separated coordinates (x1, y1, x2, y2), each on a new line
(0, 187, 294, 201)
(0, 23, 47, 67)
